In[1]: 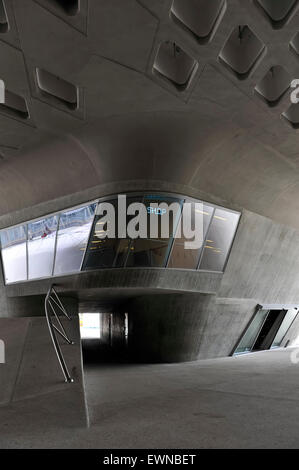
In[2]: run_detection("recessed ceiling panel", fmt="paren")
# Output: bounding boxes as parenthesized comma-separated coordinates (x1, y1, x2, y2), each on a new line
(0, 90, 29, 120)
(153, 41, 198, 90)
(282, 104, 299, 128)
(255, 65, 291, 106)
(255, 0, 298, 28)
(33, 0, 87, 34)
(0, 0, 20, 48)
(36, 68, 78, 110)
(0, 0, 8, 33)
(219, 25, 266, 79)
(170, 0, 226, 43)
(51, 0, 79, 16)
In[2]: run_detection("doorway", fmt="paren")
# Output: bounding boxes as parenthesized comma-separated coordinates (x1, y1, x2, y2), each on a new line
(252, 309, 285, 351)
(79, 311, 128, 363)
(234, 307, 298, 355)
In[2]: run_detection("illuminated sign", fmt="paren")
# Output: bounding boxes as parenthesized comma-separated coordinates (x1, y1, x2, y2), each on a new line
(147, 207, 167, 215)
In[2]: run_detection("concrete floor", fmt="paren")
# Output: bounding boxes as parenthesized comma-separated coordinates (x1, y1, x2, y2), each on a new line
(1, 348, 299, 448)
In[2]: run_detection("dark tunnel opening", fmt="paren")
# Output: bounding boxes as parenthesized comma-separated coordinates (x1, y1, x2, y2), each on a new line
(80, 312, 129, 364)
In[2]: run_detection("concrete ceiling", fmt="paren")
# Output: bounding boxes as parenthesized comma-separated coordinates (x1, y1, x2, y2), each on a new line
(1, 0, 299, 228)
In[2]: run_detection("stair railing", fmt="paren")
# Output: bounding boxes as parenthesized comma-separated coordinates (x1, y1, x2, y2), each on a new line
(45, 284, 74, 383)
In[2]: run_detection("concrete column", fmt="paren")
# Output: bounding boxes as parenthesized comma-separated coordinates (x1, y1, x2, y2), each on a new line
(100, 313, 111, 346)
(109, 313, 124, 349)
(127, 293, 215, 363)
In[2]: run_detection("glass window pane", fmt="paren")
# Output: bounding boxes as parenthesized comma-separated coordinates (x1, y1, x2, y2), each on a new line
(114, 196, 146, 267)
(271, 309, 298, 348)
(83, 195, 183, 270)
(84, 235, 119, 269)
(234, 309, 269, 355)
(83, 199, 120, 270)
(167, 243, 199, 269)
(199, 208, 240, 272)
(28, 215, 58, 280)
(54, 203, 96, 276)
(168, 202, 214, 269)
(252, 310, 285, 351)
(126, 194, 182, 268)
(114, 239, 131, 268)
(126, 239, 171, 267)
(0, 225, 27, 283)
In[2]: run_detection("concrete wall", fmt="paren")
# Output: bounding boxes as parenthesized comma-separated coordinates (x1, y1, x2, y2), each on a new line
(128, 293, 215, 362)
(197, 299, 258, 359)
(111, 313, 126, 351)
(0, 316, 88, 427)
(221, 210, 299, 304)
(5, 267, 222, 299)
(2, 109, 299, 233)
(0, 277, 78, 318)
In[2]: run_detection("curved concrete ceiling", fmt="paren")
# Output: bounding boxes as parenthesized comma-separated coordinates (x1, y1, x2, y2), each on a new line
(1, 0, 299, 229)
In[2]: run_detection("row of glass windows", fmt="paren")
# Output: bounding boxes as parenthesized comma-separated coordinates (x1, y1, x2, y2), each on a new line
(0, 193, 240, 284)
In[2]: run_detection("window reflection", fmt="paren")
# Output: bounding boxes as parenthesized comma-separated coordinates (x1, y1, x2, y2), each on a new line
(114, 196, 147, 267)
(234, 310, 269, 355)
(0, 225, 27, 283)
(168, 202, 214, 269)
(0, 193, 241, 284)
(126, 239, 171, 267)
(83, 199, 120, 270)
(126, 195, 182, 268)
(199, 208, 240, 272)
(54, 203, 96, 276)
(28, 215, 58, 280)
(114, 239, 130, 267)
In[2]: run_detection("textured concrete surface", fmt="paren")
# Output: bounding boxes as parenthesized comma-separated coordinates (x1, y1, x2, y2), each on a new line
(1, 348, 299, 448)
(220, 210, 299, 304)
(197, 298, 258, 359)
(128, 293, 215, 362)
(0, 315, 88, 441)
(0, 283, 78, 318)
(6, 268, 222, 299)
(0, 318, 30, 405)
(1, 1, 299, 230)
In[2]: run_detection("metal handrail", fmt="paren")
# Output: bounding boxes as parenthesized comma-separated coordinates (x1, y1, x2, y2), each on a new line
(45, 285, 74, 383)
